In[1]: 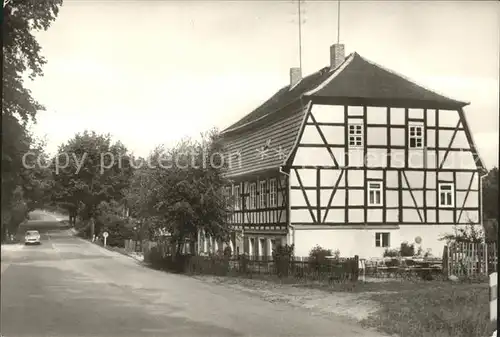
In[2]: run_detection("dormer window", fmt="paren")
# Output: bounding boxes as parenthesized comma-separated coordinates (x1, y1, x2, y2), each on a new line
(409, 124, 424, 149)
(348, 123, 363, 148)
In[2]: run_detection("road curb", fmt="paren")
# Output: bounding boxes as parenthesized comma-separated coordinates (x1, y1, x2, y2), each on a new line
(72, 237, 121, 257)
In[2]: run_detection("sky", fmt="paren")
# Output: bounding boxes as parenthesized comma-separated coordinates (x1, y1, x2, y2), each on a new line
(28, 0, 499, 169)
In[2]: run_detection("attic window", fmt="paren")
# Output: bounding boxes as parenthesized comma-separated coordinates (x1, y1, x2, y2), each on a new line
(409, 124, 424, 149)
(348, 123, 363, 147)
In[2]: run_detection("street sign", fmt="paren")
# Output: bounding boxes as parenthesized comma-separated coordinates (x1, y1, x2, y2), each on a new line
(102, 231, 109, 247)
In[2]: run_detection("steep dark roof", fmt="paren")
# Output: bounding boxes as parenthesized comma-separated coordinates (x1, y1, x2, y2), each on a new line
(222, 52, 467, 135)
(310, 53, 468, 107)
(222, 108, 305, 178)
(222, 66, 332, 133)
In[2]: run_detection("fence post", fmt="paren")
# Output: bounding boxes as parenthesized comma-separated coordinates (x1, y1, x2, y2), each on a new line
(443, 245, 448, 276)
(353, 255, 359, 281)
(490, 272, 497, 322)
(485, 243, 489, 276)
(449, 243, 453, 276)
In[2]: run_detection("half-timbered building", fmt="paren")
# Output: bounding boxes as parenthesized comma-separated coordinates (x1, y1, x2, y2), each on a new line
(215, 44, 485, 259)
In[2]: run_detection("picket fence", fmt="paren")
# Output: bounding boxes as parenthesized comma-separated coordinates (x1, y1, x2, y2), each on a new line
(445, 242, 498, 277)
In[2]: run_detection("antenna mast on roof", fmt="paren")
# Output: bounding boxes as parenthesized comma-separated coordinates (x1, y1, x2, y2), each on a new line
(337, 0, 341, 44)
(298, 0, 303, 70)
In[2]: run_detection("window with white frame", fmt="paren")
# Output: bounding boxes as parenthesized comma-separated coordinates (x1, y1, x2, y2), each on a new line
(368, 181, 383, 206)
(259, 181, 266, 209)
(269, 178, 277, 207)
(348, 123, 363, 147)
(438, 183, 454, 207)
(249, 183, 257, 209)
(409, 124, 424, 148)
(233, 185, 241, 210)
(375, 232, 390, 247)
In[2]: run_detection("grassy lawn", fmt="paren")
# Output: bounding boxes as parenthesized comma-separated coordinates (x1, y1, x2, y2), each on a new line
(357, 280, 496, 337)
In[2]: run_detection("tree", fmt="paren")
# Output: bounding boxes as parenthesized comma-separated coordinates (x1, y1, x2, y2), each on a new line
(2, 0, 63, 241)
(20, 136, 54, 212)
(130, 130, 233, 256)
(482, 167, 498, 220)
(91, 200, 134, 246)
(1, 114, 30, 221)
(482, 167, 498, 242)
(51, 131, 133, 237)
(2, 0, 63, 122)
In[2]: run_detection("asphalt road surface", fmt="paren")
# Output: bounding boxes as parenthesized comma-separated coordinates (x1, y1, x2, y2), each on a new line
(1, 217, 386, 337)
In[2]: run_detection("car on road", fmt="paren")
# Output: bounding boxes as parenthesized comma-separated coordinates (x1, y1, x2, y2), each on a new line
(24, 230, 41, 245)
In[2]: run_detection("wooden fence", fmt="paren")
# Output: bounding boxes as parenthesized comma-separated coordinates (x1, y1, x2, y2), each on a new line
(445, 242, 498, 277)
(139, 240, 359, 281)
(184, 255, 360, 281)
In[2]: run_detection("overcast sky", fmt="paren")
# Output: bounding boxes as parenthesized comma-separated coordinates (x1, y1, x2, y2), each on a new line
(28, 0, 499, 169)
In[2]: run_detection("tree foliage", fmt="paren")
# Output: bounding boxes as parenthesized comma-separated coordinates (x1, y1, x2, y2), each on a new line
(2, 0, 63, 122)
(482, 167, 498, 220)
(481, 167, 498, 243)
(127, 130, 232, 255)
(51, 131, 133, 230)
(1, 0, 63, 240)
(21, 136, 54, 212)
(440, 222, 485, 244)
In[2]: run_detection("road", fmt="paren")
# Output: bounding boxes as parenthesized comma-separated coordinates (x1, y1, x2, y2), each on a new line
(1, 217, 386, 337)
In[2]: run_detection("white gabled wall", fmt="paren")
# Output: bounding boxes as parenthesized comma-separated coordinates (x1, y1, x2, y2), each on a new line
(287, 103, 482, 258)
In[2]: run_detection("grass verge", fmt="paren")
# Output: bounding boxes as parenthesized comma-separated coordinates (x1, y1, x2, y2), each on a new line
(191, 273, 496, 337)
(359, 280, 496, 337)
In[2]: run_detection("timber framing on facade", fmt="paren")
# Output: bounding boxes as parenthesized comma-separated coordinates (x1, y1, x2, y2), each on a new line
(215, 45, 485, 258)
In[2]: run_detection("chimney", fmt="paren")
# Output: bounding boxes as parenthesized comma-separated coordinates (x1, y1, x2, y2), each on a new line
(289, 67, 302, 88)
(330, 44, 345, 70)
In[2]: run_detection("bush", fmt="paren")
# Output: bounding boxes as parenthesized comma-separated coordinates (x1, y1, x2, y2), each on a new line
(385, 258, 400, 267)
(383, 249, 399, 257)
(309, 245, 338, 274)
(400, 241, 415, 256)
(186, 255, 230, 275)
(101, 221, 135, 247)
(440, 222, 485, 244)
(223, 245, 232, 257)
(309, 245, 333, 260)
(272, 244, 294, 278)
